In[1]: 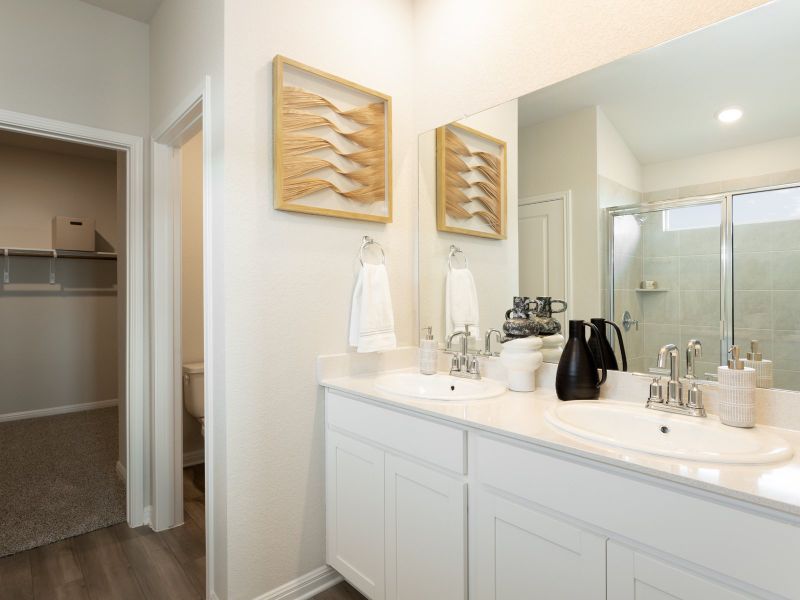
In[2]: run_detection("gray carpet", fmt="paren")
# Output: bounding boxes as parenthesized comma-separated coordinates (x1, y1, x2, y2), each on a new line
(0, 407, 126, 557)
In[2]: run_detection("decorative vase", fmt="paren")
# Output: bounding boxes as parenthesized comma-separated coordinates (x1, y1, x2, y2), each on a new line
(500, 336, 544, 392)
(556, 320, 608, 400)
(502, 296, 541, 339)
(588, 318, 627, 372)
(531, 297, 567, 336)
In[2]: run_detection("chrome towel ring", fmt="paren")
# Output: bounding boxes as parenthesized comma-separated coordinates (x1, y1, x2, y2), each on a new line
(359, 236, 385, 266)
(448, 245, 468, 269)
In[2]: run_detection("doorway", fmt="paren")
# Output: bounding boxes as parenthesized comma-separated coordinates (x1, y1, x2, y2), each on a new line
(518, 192, 572, 333)
(0, 109, 146, 542)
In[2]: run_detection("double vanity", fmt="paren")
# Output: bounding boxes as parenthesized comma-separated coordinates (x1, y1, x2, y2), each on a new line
(319, 351, 800, 600)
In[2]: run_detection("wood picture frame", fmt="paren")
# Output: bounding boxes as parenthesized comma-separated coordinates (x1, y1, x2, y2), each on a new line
(273, 55, 393, 223)
(436, 122, 507, 239)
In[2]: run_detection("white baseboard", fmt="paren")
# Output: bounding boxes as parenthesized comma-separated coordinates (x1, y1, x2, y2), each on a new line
(116, 460, 127, 481)
(0, 398, 119, 423)
(143, 505, 153, 527)
(256, 566, 342, 600)
(183, 448, 205, 467)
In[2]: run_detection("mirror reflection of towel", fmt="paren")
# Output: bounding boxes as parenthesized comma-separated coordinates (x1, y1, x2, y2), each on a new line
(349, 263, 397, 353)
(446, 267, 480, 338)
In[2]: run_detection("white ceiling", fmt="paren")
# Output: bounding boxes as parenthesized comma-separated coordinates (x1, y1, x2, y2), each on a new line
(80, 0, 162, 23)
(517, 1, 800, 165)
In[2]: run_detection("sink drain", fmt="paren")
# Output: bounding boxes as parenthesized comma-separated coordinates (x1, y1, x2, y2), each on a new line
(660, 426, 670, 434)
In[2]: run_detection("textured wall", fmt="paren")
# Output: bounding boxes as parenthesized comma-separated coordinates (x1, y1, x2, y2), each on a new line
(219, 1, 769, 598)
(223, 1, 416, 597)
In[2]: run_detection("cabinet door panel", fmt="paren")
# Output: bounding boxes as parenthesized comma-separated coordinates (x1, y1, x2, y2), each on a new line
(327, 431, 385, 600)
(386, 455, 466, 600)
(470, 489, 605, 600)
(607, 541, 757, 600)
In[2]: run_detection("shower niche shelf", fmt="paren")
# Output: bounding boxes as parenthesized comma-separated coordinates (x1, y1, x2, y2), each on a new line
(635, 288, 669, 293)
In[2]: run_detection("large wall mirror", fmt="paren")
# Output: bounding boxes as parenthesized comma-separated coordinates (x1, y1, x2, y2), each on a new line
(417, 0, 800, 391)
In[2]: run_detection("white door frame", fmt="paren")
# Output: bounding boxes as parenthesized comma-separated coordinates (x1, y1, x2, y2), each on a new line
(0, 108, 148, 526)
(150, 77, 215, 592)
(519, 191, 573, 322)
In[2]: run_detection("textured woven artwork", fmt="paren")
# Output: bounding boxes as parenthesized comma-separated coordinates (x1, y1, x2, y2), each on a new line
(274, 56, 392, 222)
(437, 123, 506, 239)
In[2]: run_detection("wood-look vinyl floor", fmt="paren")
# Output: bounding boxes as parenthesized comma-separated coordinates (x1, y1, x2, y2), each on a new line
(0, 466, 207, 600)
(0, 464, 366, 600)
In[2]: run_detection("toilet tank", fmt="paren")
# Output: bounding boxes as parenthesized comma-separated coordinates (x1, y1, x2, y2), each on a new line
(182, 362, 205, 418)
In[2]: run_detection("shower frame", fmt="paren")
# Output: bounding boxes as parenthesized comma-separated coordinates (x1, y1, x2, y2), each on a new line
(606, 181, 800, 370)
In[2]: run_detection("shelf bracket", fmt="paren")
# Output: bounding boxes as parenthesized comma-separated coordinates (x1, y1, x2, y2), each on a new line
(49, 250, 57, 285)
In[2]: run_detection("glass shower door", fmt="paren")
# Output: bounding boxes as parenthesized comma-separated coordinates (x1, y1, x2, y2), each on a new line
(731, 185, 800, 391)
(610, 199, 724, 375)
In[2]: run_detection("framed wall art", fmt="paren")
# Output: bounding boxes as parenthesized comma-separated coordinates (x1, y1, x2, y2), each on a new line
(273, 55, 392, 223)
(436, 123, 507, 239)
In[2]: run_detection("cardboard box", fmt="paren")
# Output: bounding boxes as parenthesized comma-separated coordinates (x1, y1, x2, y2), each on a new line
(52, 216, 95, 251)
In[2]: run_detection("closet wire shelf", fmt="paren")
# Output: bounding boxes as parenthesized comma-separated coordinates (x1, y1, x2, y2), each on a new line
(2, 247, 117, 285)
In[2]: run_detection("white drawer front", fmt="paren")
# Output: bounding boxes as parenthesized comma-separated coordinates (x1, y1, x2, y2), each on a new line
(326, 390, 466, 474)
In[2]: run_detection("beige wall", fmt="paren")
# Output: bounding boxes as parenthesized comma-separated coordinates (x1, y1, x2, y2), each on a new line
(519, 107, 600, 319)
(419, 100, 519, 344)
(642, 134, 800, 195)
(180, 131, 205, 456)
(223, 1, 416, 597)
(219, 2, 770, 598)
(0, 144, 118, 415)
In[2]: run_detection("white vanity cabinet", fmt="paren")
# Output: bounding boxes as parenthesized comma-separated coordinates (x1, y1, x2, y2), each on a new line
(325, 388, 800, 600)
(325, 391, 467, 600)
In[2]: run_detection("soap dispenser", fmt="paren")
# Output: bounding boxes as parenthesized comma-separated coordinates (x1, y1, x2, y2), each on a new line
(717, 345, 756, 427)
(420, 326, 437, 375)
(743, 340, 773, 389)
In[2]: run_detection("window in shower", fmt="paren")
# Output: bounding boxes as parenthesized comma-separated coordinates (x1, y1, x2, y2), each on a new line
(610, 199, 723, 375)
(731, 185, 800, 391)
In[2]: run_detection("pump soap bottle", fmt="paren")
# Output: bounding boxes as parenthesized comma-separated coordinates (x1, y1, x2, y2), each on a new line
(717, 345, 756, 427)
(420, 326, 438, 375)
(743, 340, 773, 389)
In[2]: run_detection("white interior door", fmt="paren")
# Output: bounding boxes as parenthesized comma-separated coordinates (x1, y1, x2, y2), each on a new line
(518, 195, 568, 327)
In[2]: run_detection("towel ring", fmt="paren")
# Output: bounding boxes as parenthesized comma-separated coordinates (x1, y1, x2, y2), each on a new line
(448, 245, 468, 269)
(359, 236, 385, 266)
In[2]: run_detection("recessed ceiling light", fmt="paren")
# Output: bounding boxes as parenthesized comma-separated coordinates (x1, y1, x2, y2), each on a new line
(717, 107, 743, 123)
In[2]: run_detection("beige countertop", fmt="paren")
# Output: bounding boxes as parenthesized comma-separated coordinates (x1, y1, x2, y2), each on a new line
(321, 368, 800, 520)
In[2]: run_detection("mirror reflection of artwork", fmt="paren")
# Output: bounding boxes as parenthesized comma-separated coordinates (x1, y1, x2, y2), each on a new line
(273, 55, 392, 223)
(436, 123, 506, 239)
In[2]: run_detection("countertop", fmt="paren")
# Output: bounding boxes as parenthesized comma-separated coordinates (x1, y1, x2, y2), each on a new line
(321, 368, 800, 520)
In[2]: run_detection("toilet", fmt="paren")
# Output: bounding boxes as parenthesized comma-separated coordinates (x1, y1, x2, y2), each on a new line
(183, 362, 205, 436)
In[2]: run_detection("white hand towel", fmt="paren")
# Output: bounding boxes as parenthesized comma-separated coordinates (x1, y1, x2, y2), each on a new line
(349, 263, 397, 353)
(446, 267, 480, 338)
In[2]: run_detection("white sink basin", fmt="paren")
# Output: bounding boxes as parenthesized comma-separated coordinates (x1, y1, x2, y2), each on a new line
(374, 372, 506, 401)
(545, 401, 794, 465)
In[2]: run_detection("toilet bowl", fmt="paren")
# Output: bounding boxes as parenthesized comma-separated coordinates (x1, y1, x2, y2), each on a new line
(183, 362, 205, 435)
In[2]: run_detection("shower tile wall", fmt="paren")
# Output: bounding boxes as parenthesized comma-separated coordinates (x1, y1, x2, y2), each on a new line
(614, 216, 721, 376)
(734, 220, 800, 391)
(641, 219, 721, 376)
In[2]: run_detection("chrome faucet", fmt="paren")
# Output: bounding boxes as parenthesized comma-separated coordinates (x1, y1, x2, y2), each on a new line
(646, 342, 706, 417)
(659, 343, 681, 406)
(446, 324, 481, 379)
(483, 329, 503, 357)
